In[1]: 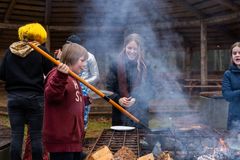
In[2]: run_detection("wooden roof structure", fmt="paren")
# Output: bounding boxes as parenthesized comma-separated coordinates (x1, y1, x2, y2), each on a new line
(0, 0, 240, 51)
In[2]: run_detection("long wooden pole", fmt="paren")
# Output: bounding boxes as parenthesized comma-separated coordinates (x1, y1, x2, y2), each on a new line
(27, 42, 141, 124)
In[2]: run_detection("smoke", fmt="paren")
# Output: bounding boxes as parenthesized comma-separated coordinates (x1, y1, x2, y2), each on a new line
(76, 0, 240, 159)
(78, 0, 196, 127)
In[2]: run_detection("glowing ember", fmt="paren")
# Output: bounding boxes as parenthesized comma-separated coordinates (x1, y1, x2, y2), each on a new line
(197, 138, 231, 160)
(218, 138, 228, 153)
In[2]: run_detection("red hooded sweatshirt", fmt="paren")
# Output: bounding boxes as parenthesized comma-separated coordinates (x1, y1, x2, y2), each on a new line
(43, 68, 87, 152)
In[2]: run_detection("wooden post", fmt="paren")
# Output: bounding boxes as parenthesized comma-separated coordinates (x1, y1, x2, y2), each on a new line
(185, 47, 193, 79)
(200, 21, 208, 85)
(45, 25, 51, 51)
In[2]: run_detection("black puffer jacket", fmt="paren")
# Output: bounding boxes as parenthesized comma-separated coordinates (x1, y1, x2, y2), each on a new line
(0, 41, 53, 96)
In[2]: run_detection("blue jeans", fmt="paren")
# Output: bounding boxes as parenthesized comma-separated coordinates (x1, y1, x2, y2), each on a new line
(80, 83, 90, 130)
(7, 93, 44, 160)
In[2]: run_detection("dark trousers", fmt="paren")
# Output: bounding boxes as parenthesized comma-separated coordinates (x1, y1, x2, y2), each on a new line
(112, 106, 123, 126)
(112, 103, 149, 128)
(7, 93, 44, 160)
(50, 152, 85, 160)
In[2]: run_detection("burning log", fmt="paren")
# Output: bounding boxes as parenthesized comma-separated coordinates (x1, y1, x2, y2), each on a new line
(113, 146, 137, 160)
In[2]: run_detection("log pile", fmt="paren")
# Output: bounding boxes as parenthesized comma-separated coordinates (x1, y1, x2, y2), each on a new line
(88, 146, 154, 160)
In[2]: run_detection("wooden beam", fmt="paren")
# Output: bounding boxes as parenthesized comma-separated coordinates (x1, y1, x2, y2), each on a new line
(0, 23, 21, 29)
(174, 28, 194, 47)
(209, 25, 239, 41)
(200, 21, 208, 85)
(45, 0, 52, 25)
(156, 12, 240, 29)
(173, 0, 239, 41)
(45, 25, 51, 51)
(174, 0, 205, 18)
(185, 47, 193, 79)
(49, 25, 123, 32)
(213, 0, 239, 12)
(0, 11, 239, 30)
(4, 0, 16, 22)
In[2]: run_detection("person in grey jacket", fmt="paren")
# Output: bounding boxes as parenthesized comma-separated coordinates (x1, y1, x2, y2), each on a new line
(56, 35, 99, 130)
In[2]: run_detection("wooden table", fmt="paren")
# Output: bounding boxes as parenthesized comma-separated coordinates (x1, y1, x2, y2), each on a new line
(199, 91, 222, 97)
(184, 78, 222, 96)
(184, 78, 222, 85)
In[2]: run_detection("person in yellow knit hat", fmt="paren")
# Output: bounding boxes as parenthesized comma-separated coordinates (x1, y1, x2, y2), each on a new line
(0, 23, 53, 160)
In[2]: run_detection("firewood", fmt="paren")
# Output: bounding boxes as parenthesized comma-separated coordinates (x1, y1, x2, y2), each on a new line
(157, 151, 173, 160)
(88, 145, 114, 160)
(137, 153, 154, 160)
(113, 146, 137, 160)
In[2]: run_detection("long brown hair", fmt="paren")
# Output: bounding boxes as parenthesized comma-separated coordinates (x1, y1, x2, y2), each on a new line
(230, 42, 240, 65)
(118, 33, 147, 97)
(60, 43, 88, 66)
(120, 33, 146, 71)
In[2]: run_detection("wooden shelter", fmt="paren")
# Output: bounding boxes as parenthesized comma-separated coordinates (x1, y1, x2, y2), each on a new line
(0, 0, 240, 85)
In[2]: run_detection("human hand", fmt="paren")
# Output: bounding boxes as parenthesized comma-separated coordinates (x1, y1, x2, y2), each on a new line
(127, 97, 136, 107)
(119, 97, 136, 107)
(88, 95, 93, 104)
(54, 49, 62, 59)
(57, 63, 69, 74)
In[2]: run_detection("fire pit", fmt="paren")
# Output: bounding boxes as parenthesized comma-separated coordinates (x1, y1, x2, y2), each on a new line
(88, 129, 140, 157)
(87, 128, 240, 160)
(0, 125, 11, 160)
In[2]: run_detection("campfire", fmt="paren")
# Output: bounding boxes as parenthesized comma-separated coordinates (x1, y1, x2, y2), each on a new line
(87, 129, 240, 160)
(197, 135, 240, 160)
(88, 146, 154, 160)
(197, 138, 229, 160)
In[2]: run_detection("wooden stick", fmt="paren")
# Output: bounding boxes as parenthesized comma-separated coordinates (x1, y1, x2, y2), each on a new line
(27, 42, 140, 124)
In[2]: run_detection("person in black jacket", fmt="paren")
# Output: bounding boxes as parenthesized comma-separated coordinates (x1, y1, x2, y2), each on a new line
(106, 33, 154, 128)
(0, 23, 53, 160)
(222, 42, 240, 130)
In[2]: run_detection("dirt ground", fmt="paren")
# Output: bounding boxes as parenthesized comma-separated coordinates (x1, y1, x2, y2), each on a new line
(0, 88, 7, 107)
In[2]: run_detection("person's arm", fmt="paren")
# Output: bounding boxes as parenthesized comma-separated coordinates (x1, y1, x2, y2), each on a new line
(83, 96, 91, 106)
(0, 50, 8, 81)
(222, 71, 240, 102)
(85, 53, 99, 85)
(45, 65, 68, 103)
(106, 62, 121, 103)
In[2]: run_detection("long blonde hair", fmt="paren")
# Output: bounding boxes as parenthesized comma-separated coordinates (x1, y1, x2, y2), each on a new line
(120, 33, 146, 72)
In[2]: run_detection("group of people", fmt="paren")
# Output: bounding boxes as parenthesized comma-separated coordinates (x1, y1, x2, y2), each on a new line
(0, 23, 153, 160)
(0, 22, 240, 160)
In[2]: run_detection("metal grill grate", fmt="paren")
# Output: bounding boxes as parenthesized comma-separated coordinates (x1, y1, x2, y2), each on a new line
(89, 129, 140, 157)
(88, 128, 240, 159)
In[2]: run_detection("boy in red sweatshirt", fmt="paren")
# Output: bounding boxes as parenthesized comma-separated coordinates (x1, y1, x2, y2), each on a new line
(43, 43, 90, 160)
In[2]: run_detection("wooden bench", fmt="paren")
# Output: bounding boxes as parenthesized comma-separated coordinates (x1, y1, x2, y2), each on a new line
(184, 78, 222, 86)
(199, 91, 222, 97)
(183, 85, 222, 96)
